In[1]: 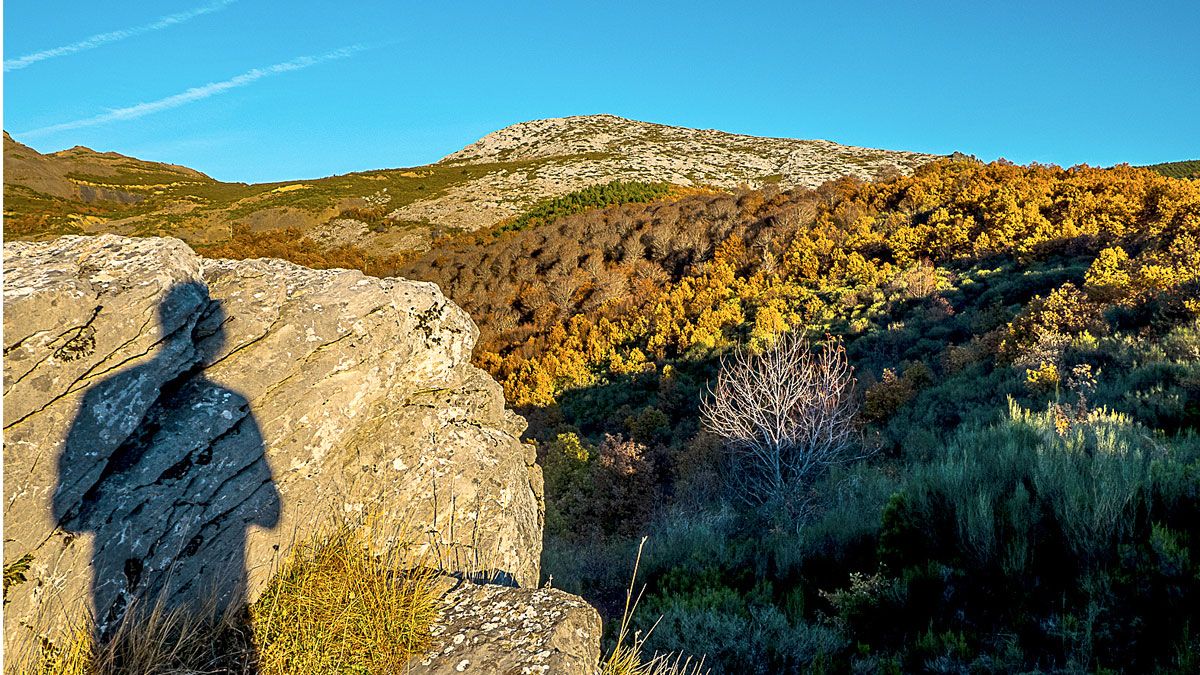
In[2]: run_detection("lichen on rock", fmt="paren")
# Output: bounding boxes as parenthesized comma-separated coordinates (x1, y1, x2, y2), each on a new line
(410, 577, 602, 674)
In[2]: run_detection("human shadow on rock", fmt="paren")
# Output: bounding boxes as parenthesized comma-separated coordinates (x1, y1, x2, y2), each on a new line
(54, 281, 280, 652)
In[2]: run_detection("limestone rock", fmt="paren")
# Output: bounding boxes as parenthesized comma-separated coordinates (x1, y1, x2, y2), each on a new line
(409, 577, 602, 675)
(2, 234, 546, 650)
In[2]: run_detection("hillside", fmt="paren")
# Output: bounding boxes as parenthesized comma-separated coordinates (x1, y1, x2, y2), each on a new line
(3, 132, 221, 239)
(404, 157, 1200, 671)
(8, 119, 1200, 671)
(1146, 158, 1200, 180)
(395, 115, 938, 230)
(3, 132, 210, 200)
(3, 116, 938, 254)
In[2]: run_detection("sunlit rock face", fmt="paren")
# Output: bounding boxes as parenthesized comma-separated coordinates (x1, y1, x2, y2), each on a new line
(3, 234, 546, 650)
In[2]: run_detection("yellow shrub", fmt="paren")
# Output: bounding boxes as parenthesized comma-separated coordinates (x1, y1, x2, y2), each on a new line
(1083, 246, 1132, 302)
(1025, 362, 1061, 392)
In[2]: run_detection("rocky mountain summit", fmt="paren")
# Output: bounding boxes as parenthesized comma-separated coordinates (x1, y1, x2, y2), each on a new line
(2, 235, 599, 670)
(446, 114, 933, 181)
(4, 116, 938, 250)
(386, 114, 939, 231)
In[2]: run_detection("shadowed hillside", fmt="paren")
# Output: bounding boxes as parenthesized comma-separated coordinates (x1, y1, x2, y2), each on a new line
(405, 157, 1200, 672)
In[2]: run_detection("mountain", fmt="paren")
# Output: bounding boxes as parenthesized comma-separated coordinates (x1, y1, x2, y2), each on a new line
(399, 114, 938, 230)
(3, 131, 210, 201)
(3, 116, 938, 253)
(7, 120, 1200, 672)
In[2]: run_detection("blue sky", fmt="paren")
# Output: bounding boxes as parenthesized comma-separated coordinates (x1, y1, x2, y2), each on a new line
(4, 1, 1199, 183)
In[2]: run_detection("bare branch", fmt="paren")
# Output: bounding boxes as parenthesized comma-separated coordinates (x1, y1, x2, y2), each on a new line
(700, 333, 865, 504)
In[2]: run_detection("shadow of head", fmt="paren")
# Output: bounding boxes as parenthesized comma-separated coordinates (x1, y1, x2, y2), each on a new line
(158, 280, 229, 361)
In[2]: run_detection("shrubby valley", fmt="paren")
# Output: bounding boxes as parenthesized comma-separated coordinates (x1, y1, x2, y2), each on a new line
(208, 156, 1200, 671)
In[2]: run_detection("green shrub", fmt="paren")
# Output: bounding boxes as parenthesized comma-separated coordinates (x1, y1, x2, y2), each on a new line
(501, 181, 673, 233)
(869, 401, 1199, 670)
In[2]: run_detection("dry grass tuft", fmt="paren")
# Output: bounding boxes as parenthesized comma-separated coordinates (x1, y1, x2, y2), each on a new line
(8, 593, 253, 674)
(7, 519, 439, 675)
(250, 520, 439, 674)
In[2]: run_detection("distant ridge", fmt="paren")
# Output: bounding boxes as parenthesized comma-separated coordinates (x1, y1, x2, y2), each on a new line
(1145, 159, 1200, 180)
(4, 115, 938, 249)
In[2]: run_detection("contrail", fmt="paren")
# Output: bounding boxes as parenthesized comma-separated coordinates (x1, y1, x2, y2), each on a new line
(20, 46, 365, 138)
(5, 0, 237, 72)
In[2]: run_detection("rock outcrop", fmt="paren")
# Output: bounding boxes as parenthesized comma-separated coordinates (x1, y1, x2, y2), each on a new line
(2, 236, 569, 661)
(411, 578, 603, 674)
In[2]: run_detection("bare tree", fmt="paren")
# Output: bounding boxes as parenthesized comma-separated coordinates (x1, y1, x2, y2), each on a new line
(700, 333, 864, 504)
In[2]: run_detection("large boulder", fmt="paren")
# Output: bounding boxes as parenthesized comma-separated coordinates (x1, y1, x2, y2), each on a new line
(2, 235, 549, 651)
